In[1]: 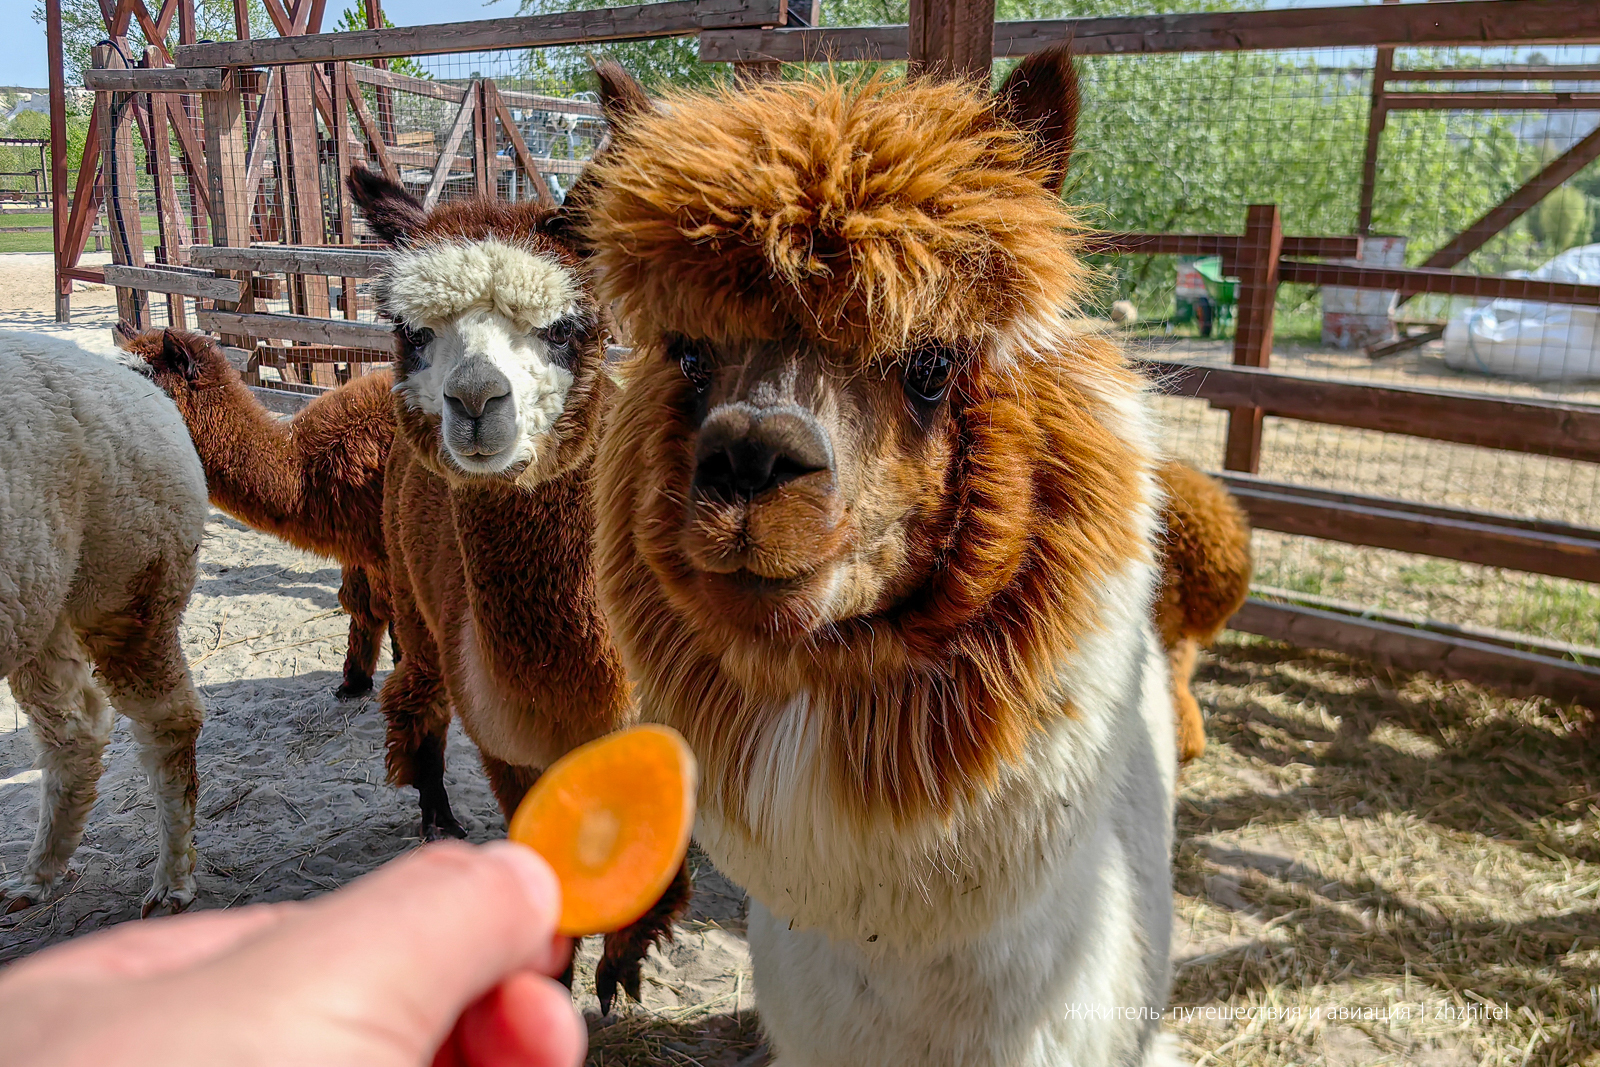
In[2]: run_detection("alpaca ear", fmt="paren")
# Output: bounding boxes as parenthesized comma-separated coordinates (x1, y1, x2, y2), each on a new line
(593, 60, 652, 129)
(161, 328, 203, 383)
(547, 61, 652, 249)
(995, 47, 1080, 195)
(347, 166, 427, 246)
(113, 319, 139, 351)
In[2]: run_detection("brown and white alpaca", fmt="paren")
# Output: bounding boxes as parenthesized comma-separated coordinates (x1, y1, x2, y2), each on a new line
(1155, 460, 1252, 763)
(347, 166, 686, 1010)
(585, 55, 1183, 1065)
(118, 325, 396, 699)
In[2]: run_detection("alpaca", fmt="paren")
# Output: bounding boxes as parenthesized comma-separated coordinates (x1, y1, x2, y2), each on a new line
(118, 325, 397, 699)
(1154, 461, 1252, 764)
(585, 54, 1183, 1065)
(348, 165, 687, 1011)
(0, 330, 208, 917)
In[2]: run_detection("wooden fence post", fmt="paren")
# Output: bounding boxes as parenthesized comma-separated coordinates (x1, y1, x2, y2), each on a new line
(282, 64, 332, 318)
(908, 0, 996, 83)
(203, 68, 255, 350)
(1223, 203, 1282, 473)
(95, 41, 150, 329)
(47, 0, 72, 321)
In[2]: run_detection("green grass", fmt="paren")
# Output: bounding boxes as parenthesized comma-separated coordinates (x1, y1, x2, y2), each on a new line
(1496, 579, 1600, 649)
(0, 211, 51, 227)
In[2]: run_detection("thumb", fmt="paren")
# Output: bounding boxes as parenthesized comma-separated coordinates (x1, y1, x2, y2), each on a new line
(204, 841, 572, 1058)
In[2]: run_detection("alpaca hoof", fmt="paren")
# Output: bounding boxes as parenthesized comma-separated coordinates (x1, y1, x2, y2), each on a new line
(1, 873, 61, 913)
(141, 881, 197, 918)
(594, 954, 641, 1016)
(336, 674, 374, 700)
(421, 813, 467, 841)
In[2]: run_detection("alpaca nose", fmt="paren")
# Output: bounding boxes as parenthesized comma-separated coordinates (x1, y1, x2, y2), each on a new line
(444, 365, 512, 419)
(693, 403, 833, 500)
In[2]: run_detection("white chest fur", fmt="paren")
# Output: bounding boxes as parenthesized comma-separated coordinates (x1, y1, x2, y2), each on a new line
(692, 558, 1180, 1067)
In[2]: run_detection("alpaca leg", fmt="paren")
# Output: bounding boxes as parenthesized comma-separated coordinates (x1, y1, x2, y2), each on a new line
(1169, 637, 1205, 764)
(479, 752, 540, 826)
(336, 566, 383, 700)
(596, 856, 693, 1015)
(95, 627, 204, 917)
(1, 619, 114, 912)
(379, 642, 461, 840)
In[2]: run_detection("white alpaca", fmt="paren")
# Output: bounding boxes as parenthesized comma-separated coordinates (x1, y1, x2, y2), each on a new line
(0, 329, 208, 916)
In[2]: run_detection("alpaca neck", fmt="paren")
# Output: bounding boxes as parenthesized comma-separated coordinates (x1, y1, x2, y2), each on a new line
(451, 466, 608, 654)
(184, 376, 306, 534)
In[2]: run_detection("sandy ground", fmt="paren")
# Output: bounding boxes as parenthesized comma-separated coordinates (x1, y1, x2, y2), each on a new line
(2, 254, 1597, 1064)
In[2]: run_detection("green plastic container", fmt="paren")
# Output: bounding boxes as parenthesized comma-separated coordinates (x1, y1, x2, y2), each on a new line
(1193, 255, 1239, 307)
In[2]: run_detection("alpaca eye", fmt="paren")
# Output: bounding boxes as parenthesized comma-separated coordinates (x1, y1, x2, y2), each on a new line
(545, 318, 575, 348)
(398, 324, 433, 372)
(668, 334, 713, 393)
(904, 346, 955, 405)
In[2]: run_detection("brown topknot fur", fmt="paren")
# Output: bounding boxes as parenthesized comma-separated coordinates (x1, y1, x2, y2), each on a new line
(581, 69, 1095, 359)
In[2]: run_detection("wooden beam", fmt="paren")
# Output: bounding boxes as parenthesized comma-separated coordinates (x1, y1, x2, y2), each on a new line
(1079, 232, 1360, 264)
(1230, 599, 1600, 710)
(908, 0, 994, 82)
(241, 66, 281, 211)
(346, 64, 607, 117)
(202, 71, 255, 345)
(280, 63, 332, 317)
(343, 72, 398, 181)
(486, 81, 554, 206)
(189, 244, 390, 276)
(334, 61, 358, 321)
(104, 262, 246, 300)
(1224, 477, 1600, 584)
(1390, 64, 1600, 81)
(198, 308, 395, 347)
(1383, 90, 1600, 110)
(1141, 358, 1600, 464)
(422, 82, 479, 210)
(46, 0, 72, 320)
(177, 0, 788, 67)
(700, 0, 1600, 63)
(1356, 44, 1392, 236)
(146, 77, 190, 326)
(1277, 259, 1600, 306)
(95, 42, 149, 329)
(83, 67, 225, 91)
(1224, 204, 1280, 474)
(1413, 123, 1600, 276)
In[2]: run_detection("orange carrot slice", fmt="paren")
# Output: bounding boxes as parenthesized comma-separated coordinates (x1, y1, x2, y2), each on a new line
(507, 724, 697, 937)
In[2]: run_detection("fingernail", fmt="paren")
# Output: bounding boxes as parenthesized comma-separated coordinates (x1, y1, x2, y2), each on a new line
(481, 840, 561, 927)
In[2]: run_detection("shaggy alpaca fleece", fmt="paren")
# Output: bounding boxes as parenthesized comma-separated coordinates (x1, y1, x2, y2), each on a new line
(377, 238, 580, 337)
(586, 56, 1179, 1066)
(1154, 461, 1252, 763)
(348, 167, 689, 1010)
(121, 326, 397, 699)
(0, 330, 208, 917)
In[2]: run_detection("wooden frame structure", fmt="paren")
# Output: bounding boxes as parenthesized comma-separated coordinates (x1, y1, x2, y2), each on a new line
(43, 0, 1600, 707)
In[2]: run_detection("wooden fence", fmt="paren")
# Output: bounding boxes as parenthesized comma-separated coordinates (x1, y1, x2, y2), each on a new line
(45, 0, 1600, 708)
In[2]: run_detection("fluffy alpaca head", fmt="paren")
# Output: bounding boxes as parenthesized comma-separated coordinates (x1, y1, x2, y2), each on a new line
(349, 168, 605, 487)
(587, 52, 1161, 824)
(116, 324, 237, 415)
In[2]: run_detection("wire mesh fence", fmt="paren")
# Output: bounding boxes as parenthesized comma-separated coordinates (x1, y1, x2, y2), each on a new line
(1067, 41, 1600, 661)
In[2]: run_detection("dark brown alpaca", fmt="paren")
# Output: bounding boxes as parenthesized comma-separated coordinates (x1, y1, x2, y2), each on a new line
(120, 326, 396, 698)
(348, 164, 685, 1012)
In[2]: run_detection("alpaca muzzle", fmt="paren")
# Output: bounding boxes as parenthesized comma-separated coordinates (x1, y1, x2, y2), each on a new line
(682, 400, 843, 581)
(443, 362, 516, 460)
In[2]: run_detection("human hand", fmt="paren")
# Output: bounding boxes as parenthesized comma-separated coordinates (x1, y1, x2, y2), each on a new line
(0, 841, 585, 1067)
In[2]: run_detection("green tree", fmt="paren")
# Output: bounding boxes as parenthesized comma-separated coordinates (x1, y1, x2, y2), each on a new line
(333, 6, 430, 80)
(32, 0, 274, 85)
(1527, 184, 1592, 253)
